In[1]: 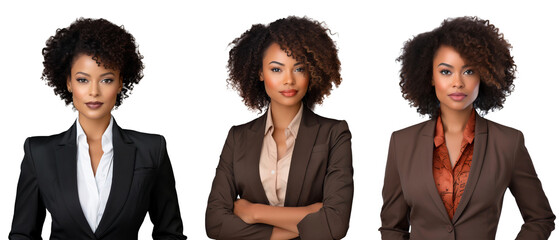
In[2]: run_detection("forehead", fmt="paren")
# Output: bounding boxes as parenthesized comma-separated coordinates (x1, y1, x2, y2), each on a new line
(433, 45, 469, 65)
(262, 43, 297, 62)
(71, 54, 119, 73)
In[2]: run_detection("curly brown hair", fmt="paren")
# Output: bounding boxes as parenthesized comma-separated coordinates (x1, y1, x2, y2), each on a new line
(42, 18, 144, 106)
(227, 16, 341, 111)
(398, 16, 516, 118)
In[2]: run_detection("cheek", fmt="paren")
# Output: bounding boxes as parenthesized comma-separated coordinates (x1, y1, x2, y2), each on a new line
(262, 75, 280, 92)
(470, 81, 480, 99)
(432, 78, 446, 99)
(297, 75, 309, 90)
(70, 87, 88, 103)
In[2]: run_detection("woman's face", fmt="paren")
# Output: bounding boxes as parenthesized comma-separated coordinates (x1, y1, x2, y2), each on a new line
(260, 43, 309, 110)
(67, 54, 122, 123)
(432, 45, 480, 114)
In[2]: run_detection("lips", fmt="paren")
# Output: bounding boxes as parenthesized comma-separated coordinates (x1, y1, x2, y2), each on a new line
(448, 92, 467, 101)
(280, 89, 298, 97)
(85, 101, 103, 109)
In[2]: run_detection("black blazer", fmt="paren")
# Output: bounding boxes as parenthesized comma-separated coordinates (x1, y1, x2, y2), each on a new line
(206, 106, 353, 240)
(10, 120, 187, 240)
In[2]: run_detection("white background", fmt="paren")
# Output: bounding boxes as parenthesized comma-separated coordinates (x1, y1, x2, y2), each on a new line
(1, 1, 557, 239)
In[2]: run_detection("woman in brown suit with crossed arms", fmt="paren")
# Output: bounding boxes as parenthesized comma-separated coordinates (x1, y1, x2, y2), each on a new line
(380, 16, 555, 239)
(206, 16, 353, 240)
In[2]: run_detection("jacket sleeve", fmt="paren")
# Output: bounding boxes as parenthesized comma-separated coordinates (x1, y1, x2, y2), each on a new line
(509, 132, 555, 240)
(205, 127, 273, 240)
(379, 133, 410, 240)
(149, 136, 187, 240)
(297, 121, 354, 240)
(9, 138, 46, 240)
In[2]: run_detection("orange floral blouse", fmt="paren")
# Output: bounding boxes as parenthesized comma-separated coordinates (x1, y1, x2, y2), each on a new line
(433, 110, 476, 220)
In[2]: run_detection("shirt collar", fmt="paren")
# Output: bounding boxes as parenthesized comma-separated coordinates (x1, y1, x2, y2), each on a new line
(76, 115, 114, 152)
(264, 104, 304, 138)
(434, 109, 476, 147)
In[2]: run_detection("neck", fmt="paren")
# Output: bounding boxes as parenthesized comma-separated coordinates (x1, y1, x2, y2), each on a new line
(79, 113, 111, 141)
(270, 101, 302, 129)
(440, 105, 473, 134)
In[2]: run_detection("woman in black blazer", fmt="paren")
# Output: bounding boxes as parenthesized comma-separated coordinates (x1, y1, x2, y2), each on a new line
(10, 18, 186, 240)
(205, 16, 353, 240)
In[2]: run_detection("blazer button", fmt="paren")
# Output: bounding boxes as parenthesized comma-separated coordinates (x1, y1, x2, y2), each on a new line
(447, 225, 454, 233)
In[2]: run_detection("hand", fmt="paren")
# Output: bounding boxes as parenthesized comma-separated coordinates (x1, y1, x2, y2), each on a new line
(307, 202, 323, 213)
(234, 198, 256, 224)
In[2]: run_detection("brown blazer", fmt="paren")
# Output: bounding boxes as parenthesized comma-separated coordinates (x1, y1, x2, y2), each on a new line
(206, 106, 353, 240)
(380, 113, 555, 239)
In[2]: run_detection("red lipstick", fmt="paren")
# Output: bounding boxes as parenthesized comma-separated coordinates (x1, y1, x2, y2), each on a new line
(280, 89, 298, 97)
(448, 93, 466, 101)
(86, 101, 103, 109)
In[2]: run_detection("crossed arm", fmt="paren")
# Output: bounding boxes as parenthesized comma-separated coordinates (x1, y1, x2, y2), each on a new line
(234, 199, 323, 239)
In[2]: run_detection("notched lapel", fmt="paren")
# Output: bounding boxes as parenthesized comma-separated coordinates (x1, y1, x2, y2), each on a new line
(55, 123, 96, 237)
(419, 120, 452, 223)
(284, 107, 319, 207)
(245, 114, 270, 205)
(452, 113, 488, 223)
(95, 121, 136, 237)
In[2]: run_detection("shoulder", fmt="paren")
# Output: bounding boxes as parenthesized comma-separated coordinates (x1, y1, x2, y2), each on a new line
(310, 112, 351, 141)
(225, 114, 266, 141)
(482, 117, 524, 146)
(121, 128, 165, 143)
(392, 118, 433, 140)
(120, 128, 167, 150)
(25, 130, 67, 152)
(313, 111, 349, 129)
(483, 117, 522, 136)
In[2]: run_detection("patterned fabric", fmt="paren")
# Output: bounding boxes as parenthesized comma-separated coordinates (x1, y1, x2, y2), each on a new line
(433, 110, 476, 220)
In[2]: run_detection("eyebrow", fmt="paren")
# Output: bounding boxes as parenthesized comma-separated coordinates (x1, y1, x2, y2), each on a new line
(437, 63, 471, 69)
(269, 61, 285, 66)
(268, 61, 304, 66)
(437, 63, 453, 68)
(75, 72, 115, 77)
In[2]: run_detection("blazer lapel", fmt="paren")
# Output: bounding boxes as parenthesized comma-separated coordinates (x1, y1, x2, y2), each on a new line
(452, 113, 488, 223)
(95, 120, 136, 237)
(284, 107, 319, 207)
(55, 123, 96, 237)
(246, 113, 271, 205)
(419, 119, 453, 223)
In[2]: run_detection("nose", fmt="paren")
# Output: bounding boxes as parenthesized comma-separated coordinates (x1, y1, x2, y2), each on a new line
(283, 70, 295, 85)
(452, 74, 465, 88)
(89, 82, 100, 96)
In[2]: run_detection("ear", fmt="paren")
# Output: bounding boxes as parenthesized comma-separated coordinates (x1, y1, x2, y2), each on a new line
(259, 71, 264, 82)
(66, 76, 72, 93)
(431, 78, 435, 86)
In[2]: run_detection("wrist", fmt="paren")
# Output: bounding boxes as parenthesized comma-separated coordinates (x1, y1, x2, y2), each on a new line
(251, 203, 262, 222)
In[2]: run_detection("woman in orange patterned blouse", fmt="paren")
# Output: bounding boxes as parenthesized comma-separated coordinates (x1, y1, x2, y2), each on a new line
(379, 16, 555, 240)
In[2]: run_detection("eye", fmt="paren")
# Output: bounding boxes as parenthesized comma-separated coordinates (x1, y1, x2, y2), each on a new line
(464, 69, 475, 75)
(295, 67, 305, 73)
(440, 70, 451, 75)
(76, 78, 88, 83)
(101, 78, 114, 84)
(271, 67, 281, 73)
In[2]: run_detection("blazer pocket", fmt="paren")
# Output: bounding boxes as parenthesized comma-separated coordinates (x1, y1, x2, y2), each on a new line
(312, 144, 328, 152)
(133, 167, 156, 176)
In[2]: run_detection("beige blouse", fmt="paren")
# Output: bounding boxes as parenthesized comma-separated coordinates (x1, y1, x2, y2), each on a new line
(259, 105, 303, 206)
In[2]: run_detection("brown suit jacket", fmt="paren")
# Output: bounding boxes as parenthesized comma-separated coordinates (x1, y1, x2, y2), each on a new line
(206, 106, 353, 240)
(380, 113, 555, 239)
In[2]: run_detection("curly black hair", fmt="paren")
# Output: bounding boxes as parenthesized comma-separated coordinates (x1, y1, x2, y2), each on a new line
(42, 18, 144, 106)
(227, 16, 341, 111)
(398, 16, 516, 118)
